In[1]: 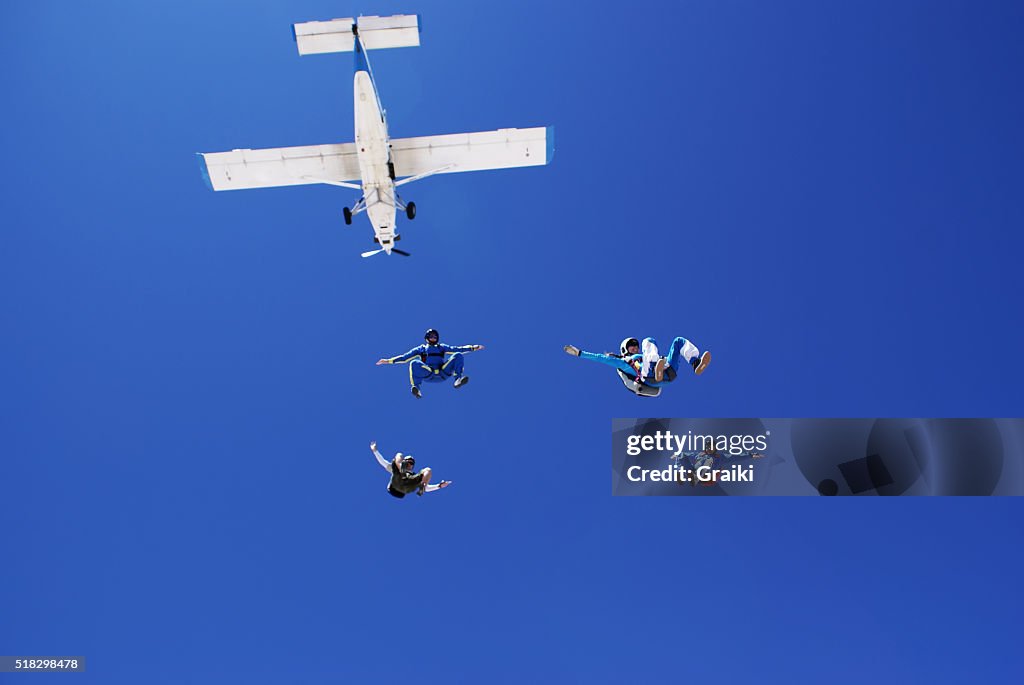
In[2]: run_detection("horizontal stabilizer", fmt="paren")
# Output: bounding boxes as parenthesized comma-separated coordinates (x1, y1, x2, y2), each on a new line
(293, 15, 420, 56)
(198, 143, 360, 191)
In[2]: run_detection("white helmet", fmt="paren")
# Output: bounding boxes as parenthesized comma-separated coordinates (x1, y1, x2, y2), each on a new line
(620, 338, 640, 356)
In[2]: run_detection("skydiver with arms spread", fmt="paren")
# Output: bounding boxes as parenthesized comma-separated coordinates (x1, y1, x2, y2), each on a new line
(377, 328, 485, 398)
(370, 441, 451, 498)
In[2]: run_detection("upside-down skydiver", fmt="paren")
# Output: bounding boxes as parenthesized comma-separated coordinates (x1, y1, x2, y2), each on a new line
(563, 336, 711, 394)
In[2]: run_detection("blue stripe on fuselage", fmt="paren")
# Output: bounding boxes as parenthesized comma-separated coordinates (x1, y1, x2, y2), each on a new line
(353, 30, 369, 74)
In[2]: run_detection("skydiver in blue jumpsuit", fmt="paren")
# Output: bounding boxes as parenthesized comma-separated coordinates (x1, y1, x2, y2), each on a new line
(377, 329, 486, 398)
(563, 336, 711, 389)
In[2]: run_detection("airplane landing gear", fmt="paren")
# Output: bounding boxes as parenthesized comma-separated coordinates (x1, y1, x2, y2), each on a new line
(343, 207, 352, 225)
(405, 202, 416, 220)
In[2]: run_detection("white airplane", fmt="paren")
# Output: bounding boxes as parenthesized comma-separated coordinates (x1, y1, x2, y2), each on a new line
(198, 14, 552, 257)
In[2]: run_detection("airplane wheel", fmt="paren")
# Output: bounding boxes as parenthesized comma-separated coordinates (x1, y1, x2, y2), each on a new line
(406, 202, 416, 220)
(343, 207, 352, 225)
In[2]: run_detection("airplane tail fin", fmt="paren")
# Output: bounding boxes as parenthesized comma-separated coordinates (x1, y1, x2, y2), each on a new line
(293, 15, 420, 56)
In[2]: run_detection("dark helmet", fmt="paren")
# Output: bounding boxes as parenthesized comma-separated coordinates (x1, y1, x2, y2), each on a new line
(620, 338, 640, 356)
(400, 455, 416, 472)
(424, 328, 440, 343)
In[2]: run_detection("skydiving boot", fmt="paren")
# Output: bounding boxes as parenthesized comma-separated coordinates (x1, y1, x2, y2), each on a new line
(411, 386, 422, 399)
(654, 357, 668, 382)
(564, 345, 581, 357)
(454, 375, 470, 388)
(691, 351, 712, 376)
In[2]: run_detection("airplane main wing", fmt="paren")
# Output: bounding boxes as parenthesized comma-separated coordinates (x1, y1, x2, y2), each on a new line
(390, 126, 553, 179)
(198, 126, 552, 190)
(198, 143, 361, 191)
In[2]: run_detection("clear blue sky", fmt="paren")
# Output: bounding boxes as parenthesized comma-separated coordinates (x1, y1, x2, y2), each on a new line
(2, 1, 1022, 682)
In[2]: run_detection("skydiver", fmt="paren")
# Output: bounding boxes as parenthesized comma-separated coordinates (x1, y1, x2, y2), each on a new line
(563, 336, 711, 390)
(370, 441, 451, 498)
(376, 328, 485, 398)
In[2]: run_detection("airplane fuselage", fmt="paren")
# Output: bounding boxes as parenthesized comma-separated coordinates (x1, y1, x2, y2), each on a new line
(353, 69, 398, 254)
